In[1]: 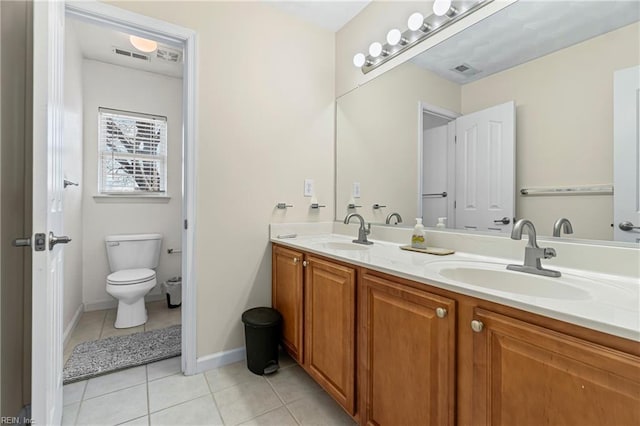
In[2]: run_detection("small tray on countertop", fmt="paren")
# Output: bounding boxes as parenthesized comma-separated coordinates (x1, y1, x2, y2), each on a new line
(399, 245, 455, 256)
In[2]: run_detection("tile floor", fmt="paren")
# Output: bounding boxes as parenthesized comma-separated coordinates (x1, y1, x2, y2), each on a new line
(63, 302, 353, 425)
(64, 300, 182, 363)
(62, 352, 356, 425)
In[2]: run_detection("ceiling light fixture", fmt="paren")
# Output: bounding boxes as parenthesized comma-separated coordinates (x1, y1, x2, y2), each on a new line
(353, 0, 493, 74)
(129, 35, 158, 53)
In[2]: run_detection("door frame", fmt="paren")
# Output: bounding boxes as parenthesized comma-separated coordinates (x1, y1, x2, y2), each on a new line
(64, 1, 198, 375)
(417, 102, 460, 223)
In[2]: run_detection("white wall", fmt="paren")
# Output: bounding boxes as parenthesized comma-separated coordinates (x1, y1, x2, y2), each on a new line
(81, 59, 183, 310)
(62, 23, 84, 332)
(110, 1, 335, 357)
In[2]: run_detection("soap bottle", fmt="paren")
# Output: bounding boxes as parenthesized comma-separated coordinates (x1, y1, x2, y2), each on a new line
(411, 218, 427, 249)
(436, 217, 447, 228)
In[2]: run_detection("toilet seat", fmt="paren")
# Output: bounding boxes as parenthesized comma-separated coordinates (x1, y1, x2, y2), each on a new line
(107, 268, 155, 285)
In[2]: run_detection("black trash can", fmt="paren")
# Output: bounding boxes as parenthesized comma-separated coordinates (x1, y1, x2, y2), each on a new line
(241, 307, 282, 375)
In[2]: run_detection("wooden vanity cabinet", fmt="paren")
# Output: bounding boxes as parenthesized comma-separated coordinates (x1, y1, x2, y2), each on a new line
(272, 245, 304, 363)
(469, 308, 640, 426)
(359, 272, 456, 426)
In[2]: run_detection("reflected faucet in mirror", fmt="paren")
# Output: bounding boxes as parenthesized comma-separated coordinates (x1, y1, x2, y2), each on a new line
(507, 219, 561, 278)
(385, 212, 403, 225)
(553, 218, 574, 238)
(344, 213, 373, 245)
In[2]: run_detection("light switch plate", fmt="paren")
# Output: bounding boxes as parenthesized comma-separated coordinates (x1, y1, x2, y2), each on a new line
(304, 179, 314, 197)
(353, 182, 361, 198)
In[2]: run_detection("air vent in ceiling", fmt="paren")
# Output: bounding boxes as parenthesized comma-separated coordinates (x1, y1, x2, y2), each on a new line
(156, 48, 182, 63)
(451, 63, 480, 76)
(112, 47, 150, 62)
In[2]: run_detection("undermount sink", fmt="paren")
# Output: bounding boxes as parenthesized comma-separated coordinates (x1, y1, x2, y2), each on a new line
(316, 242, 370, 251)
(431, 261, 591, 300)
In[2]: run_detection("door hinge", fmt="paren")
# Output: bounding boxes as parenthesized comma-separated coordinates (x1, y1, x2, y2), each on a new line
(454, 136, 457, 143)
(184, 219, 188, 230)
(454, 201, 457, 209)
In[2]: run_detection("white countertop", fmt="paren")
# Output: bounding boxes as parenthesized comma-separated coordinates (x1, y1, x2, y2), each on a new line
(271, 233, 640, 342)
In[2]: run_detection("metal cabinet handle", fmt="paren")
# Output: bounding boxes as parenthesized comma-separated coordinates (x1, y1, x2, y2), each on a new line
(619, 221, 640, 231)
(293, 257, 299, 264)
(471, 320, 484, 332)
(436, 307, 447, 318)
(493, 217, 511, 225)
(303, 260, 308, 267)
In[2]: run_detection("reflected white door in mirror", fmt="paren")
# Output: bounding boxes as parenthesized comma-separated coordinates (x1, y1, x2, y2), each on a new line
(420, 101, 515, 232)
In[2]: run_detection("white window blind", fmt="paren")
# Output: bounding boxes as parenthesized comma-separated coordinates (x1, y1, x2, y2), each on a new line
(98, 108, 167, 194)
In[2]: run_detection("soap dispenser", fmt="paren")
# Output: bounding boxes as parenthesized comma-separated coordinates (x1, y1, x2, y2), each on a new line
(411, 218, 427, 249)
(436, 217, 447, 228)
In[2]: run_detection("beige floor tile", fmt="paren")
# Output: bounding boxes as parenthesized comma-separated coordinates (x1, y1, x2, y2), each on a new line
(204, 361, 263, 393)
(84, 366, 147, 399)
(286, 391, 355, 426)
(278, 349, 297, 369)
(213, 379, 282, 425)
(240, 406, 298, 426)
(266, 365, 321, 404)
(79, 310, 108, 326)
(62, 402, 80, 426)
(118, 415, 149, 425)
(148, 373, 210, 413)
(76, 384, 148, 426)
(63, 380, 87, 405)
(149, 395, 223, 425)
(100, 324, 145, 339)
(147, 356, 181, 382)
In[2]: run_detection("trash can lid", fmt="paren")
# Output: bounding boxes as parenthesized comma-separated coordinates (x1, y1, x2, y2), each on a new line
(242, 307, 282, 327)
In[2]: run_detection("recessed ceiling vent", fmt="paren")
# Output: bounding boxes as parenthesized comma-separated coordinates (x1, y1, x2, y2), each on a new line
(156, 48, 182, 63)
(451, 63, 480, 76)
(112, 47, 150, 62)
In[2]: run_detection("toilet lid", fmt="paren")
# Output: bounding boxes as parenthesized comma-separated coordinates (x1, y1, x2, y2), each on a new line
(107, 268, 155, 285)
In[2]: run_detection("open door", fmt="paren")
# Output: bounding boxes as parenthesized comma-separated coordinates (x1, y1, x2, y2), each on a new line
(455, 101, 515, 232)
(613, 66, 640, 243)
(31, 1, 67, 423)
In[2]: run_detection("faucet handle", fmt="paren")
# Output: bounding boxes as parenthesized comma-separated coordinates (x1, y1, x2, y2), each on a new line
(543, 247, 556, 259)
(365, 223, 371, 235)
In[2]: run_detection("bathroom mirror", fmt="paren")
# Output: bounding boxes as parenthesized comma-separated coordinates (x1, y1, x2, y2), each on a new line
(335, 0, 640, 243)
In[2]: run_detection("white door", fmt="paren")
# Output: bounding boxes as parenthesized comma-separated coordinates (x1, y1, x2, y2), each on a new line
(614, 66, 640, 243)
(455, 101, 515, 232)
(422, 124, 449, 226)
(31, 1, 66, 424)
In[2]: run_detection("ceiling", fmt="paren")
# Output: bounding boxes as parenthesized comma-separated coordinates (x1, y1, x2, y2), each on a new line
(411, 1, 640, 84)
(265, 0, 372, 32)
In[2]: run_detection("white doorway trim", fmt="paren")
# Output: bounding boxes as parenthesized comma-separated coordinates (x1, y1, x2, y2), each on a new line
(417, 102, 460, 221)
(65, 1, 199, 375)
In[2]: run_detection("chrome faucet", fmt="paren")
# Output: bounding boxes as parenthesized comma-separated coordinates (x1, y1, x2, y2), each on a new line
(553, 218, 574, 237)
(507, 219, 560, 277)
(385, 212, 403, 225)
(344, 213, 373, 245)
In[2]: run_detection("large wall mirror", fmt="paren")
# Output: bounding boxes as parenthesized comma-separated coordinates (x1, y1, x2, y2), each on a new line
(336, 0, 640, 244)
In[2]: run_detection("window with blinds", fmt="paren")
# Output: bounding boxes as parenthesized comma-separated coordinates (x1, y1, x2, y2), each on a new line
(98, 108, 167, 194)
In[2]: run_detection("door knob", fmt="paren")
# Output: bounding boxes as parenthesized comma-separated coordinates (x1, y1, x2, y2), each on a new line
(49, 232, 71, 250)
(493, 217, 511, 225)
(619, 221, 640, 231)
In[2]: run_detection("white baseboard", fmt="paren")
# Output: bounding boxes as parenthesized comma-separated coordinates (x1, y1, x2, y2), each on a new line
(194, 347, 246, 374)
(63, 304, 84, 347)
(84, 293, 165, 312)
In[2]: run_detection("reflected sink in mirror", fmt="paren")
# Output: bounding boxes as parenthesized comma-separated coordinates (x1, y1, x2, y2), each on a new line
(316, 242, 370, 251)
(431, 261, 591, 300)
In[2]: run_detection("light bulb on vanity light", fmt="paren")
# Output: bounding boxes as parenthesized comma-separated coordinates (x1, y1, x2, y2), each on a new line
(386, 28, 402, 46)
(407, 12, 425, 31)
(368, 42, 383, 58)
(433, 0, 452, 16)
(353, 53, 366, 68)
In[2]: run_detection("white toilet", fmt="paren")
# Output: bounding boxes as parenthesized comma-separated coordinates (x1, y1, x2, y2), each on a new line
(105, 233, 163, 328)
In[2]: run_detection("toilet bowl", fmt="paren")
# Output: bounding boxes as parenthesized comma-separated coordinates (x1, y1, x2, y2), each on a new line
(106, 268, 157, 328)
(105, 233, 163, 328)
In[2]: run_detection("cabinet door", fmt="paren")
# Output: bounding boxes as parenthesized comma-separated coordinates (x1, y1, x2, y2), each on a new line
(360, 273, 456, 426)
(304, 255, 356, 414)
(272, 245, 304, 363)
(471, 308, 640, 426)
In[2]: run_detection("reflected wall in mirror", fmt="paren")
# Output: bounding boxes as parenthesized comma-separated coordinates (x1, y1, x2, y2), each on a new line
(336, 0, 640, 242)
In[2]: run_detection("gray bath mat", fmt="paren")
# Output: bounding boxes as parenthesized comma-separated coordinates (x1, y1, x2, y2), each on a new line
(63, 324, 181, 384)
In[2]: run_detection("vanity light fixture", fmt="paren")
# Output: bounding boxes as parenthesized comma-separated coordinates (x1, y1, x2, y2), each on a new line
(352, 0, 492, 74)
(129, 35, 158, 53)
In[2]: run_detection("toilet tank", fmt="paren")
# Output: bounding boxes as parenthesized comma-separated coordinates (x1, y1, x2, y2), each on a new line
(105, 233, 163, 272)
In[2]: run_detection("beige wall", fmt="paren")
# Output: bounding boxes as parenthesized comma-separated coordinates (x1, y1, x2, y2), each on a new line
(63, 23, 84, 332)
(337, 61, 460, 223)
(81, 59, 183, 310)
(109, 1, 336, 357)
(462, 22, 640, 240)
